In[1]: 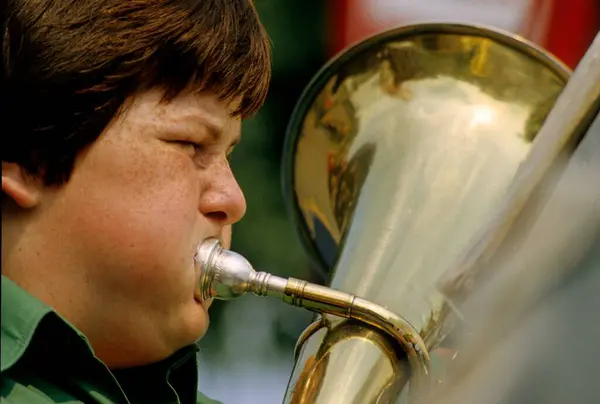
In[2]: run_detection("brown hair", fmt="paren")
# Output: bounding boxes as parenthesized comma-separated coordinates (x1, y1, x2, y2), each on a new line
(1, 0, 271, 185)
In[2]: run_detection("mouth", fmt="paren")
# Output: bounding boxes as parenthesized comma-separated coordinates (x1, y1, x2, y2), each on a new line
(193, 272, 211, 308)
(193, 236, 221, 288)
(194, 294, 209, 309)
(191, 235, 222, 308)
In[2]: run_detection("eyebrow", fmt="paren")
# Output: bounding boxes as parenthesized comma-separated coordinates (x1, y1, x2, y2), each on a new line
(175, 115, 241, 148)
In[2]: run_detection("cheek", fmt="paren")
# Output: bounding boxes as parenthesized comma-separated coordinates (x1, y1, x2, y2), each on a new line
(61, 138, 202, 290)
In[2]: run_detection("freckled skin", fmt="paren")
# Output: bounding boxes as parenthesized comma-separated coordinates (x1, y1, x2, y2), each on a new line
(2, 90, 246, 368)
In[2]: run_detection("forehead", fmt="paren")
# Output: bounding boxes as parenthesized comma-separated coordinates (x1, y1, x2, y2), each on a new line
(123, 89, 242, 137)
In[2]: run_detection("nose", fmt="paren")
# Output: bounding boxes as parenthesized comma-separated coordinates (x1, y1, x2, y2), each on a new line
(199, 161, 247, 226)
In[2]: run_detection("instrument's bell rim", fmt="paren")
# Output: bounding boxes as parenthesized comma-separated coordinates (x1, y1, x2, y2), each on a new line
(280, 21, 573, 280)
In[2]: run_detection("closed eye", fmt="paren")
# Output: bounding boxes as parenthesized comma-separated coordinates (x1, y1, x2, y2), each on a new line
(172, 140, 204, 155)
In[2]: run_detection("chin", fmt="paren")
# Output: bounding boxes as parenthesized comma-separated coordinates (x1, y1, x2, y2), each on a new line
(96, 300, 210, 369)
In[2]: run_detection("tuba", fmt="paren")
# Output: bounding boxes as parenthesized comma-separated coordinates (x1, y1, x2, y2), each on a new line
(196, 22, 600, 403)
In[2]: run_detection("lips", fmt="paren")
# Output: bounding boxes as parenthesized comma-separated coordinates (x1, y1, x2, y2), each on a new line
(192, 239, 210, 299)
(194, 291, 209, 306)
(191, 234, 222, 309)
(193, 235, 221, 290)
(194, 295, 213, 313)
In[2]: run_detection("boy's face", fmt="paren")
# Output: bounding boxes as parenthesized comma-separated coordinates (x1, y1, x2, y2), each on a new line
(6, 89, 247, 367)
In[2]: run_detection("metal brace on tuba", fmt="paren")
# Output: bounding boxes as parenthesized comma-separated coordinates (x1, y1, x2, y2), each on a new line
(195, 23, 600, 404)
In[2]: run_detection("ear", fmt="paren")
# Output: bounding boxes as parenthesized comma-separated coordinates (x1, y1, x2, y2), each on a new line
(2, 162, 42, 208)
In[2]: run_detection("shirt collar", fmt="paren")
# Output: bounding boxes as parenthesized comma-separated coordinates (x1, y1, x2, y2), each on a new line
(1, 275, 201, 402)
(1, 275, 55, 372)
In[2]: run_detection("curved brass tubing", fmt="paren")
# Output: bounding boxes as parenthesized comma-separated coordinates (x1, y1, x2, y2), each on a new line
(293, 319, 325, 362)
(289, 320, 410, 404)
(195, 238, 431, 401)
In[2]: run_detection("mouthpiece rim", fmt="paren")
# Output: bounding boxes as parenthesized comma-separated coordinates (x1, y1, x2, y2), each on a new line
(195, 237, 222, 300)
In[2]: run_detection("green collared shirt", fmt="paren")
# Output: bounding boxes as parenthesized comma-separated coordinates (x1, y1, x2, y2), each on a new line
(1, 276, 222, 404)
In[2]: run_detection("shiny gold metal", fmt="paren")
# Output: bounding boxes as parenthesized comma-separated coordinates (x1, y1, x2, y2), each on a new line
(423, 30, 600, 404)
(197, 22, 582, 404)
(289, 322, 411, 404)
(281, 22, 571, 404)
(437, 29, 600, 301)
(195, 238, 430, 402)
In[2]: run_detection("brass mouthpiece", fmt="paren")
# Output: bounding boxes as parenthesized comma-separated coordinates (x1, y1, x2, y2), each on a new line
(195, 238, 431, 401)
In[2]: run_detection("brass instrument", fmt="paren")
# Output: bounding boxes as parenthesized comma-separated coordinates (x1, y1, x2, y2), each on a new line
(196, 22, 600, 404)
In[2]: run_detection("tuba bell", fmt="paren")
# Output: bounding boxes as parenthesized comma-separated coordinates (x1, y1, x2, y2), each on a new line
(196, 22, 600, 403)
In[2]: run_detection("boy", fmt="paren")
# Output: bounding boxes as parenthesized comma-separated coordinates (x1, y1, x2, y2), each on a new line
(1, 0, 271, 402)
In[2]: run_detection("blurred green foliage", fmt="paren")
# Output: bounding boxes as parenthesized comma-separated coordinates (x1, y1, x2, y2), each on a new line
(229, 1, 327, 281)
(201, 2, 328, 350)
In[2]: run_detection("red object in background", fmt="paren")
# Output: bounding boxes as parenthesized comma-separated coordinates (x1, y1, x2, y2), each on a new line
(328, 0, 599, 69)
(543, 0, 600, 69)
